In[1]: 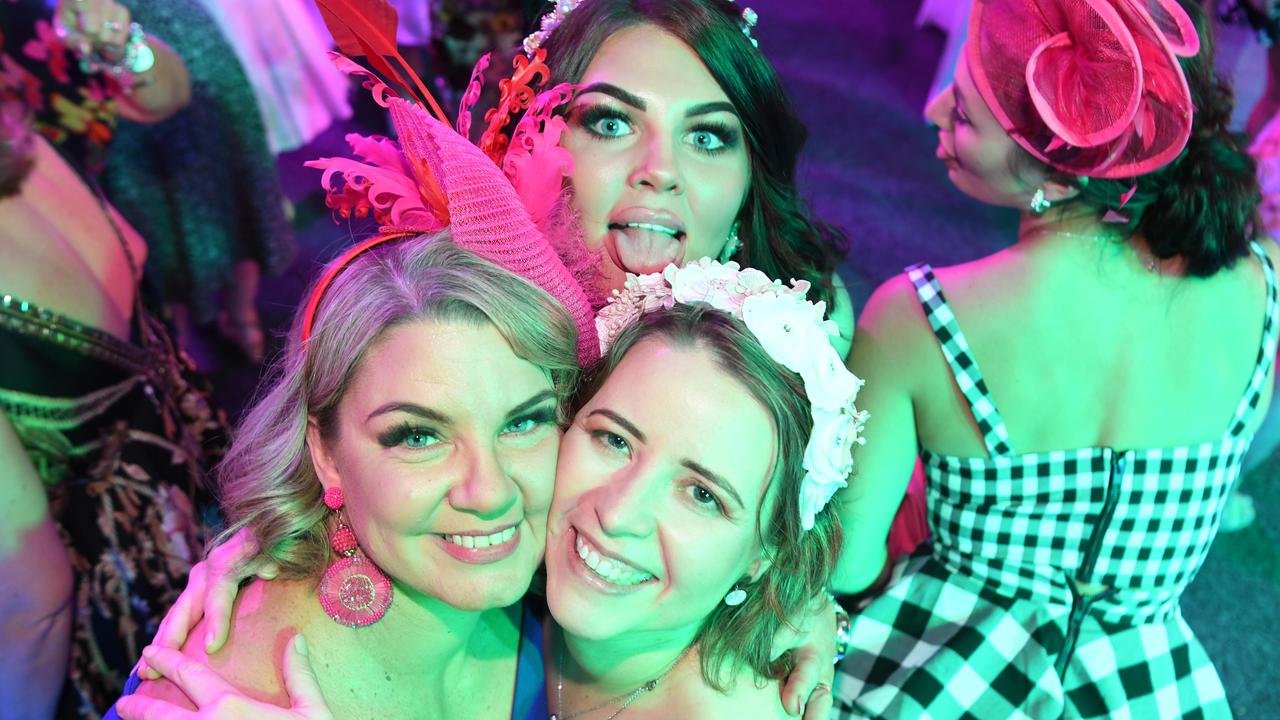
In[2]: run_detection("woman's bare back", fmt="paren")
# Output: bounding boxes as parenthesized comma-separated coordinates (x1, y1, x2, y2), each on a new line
(910, 237, 1278, 457)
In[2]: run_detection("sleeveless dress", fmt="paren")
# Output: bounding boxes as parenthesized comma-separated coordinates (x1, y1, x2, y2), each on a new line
(0, 295, 224, 719)
(103, 602, 548, 719)
(833, 242, 1278, 719)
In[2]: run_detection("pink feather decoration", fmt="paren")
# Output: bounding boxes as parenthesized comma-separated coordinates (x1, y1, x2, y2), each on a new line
(503, 84, 577, 229)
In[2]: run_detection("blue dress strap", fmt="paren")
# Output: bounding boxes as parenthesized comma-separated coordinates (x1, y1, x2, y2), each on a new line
(905, 263, 1015, 457)
(1228, 241, 1280, 438)
(101, 671, 141, 719)
(511, 601, 548, 720)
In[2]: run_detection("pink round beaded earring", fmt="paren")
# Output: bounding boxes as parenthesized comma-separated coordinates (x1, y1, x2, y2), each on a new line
(317, 486, 393, 627)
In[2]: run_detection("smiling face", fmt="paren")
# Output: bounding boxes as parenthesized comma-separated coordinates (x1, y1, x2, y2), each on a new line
(307, 318, 560, 612)
(544, 337, 778, 643)
(926, 54, 1047, 208)
(563, 24, 752, 292)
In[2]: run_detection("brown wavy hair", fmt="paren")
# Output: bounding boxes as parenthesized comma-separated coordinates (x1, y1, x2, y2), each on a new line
(1040, 0, 1262, 277)
(576, 303, 843, 691)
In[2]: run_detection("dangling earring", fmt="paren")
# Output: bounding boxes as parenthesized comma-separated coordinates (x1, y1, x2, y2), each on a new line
(1029, 188, 1051, 214)
(723, 584, 747, 607)
(318, 486, 392, 627)
(718, 221, 743, 263)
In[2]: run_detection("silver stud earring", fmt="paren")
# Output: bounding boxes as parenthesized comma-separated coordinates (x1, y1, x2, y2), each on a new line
(1029, 188, 1051, 214)
(723, 585, 747, 606)
(718, 222, 743, 263)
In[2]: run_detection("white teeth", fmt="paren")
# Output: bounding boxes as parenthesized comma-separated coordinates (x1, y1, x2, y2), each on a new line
(443, 526, 517, 550)
(573, 533, 654, 586)
(621, 222, 680, 237)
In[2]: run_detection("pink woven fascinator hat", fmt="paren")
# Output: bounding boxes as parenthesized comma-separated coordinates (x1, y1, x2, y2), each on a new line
(967, 0, 1200, 179)
(300, 0, 599, 364)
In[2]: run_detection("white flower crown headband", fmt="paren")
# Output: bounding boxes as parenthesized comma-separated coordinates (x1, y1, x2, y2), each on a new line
(523, 0, 760, 56)
(595, 259, 868, 531)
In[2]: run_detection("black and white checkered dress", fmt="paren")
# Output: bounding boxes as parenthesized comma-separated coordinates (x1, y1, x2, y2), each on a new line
(834, 242, 1278, 719)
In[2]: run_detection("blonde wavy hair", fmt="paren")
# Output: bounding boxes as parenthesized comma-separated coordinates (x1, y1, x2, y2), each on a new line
(213, 233, 580, 578)
(576, 303, 842, 691)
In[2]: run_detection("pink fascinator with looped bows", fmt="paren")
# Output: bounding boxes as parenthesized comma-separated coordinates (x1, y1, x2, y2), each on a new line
(967, 0, 1199, 179)
(299, 0, 599, 364)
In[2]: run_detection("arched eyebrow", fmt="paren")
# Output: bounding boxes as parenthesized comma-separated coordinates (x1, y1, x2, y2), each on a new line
(686, 101, 737, 119)
(682, 460, 745, 511)
(577, 83, 740, 120)
(578, 82, 646, 110)
(366, 390, 557, 424)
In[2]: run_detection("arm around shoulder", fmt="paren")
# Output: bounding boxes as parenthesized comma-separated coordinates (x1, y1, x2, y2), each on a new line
(833, 274, 927, 595)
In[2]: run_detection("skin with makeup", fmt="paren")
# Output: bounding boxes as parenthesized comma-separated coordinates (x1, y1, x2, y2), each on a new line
(107, 236, 576, 720)
(542, 0, 855, 359)
(547, 327, 824, 720)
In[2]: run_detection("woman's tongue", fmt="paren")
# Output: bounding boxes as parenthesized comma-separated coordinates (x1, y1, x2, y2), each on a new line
(609, 224, 683, 275)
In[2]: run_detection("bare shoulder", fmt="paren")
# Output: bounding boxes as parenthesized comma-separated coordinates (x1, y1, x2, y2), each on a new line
(1259, 236, 1280, 274)
(132, 579, 307, 707)
(853, 271, 934, 359)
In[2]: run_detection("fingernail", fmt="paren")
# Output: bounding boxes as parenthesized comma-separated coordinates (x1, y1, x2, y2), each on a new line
(295, 634, 308, 657)
(205, 630, 216, 652)
(142, 646, 156, 660)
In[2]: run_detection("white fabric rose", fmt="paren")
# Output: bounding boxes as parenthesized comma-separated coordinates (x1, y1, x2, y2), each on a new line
(666, 259, 744, 312)
(628, 271, 676, 312)
(740, 292, 830, 373)
(799, 343, 864, 412)
(798, 406, 861, 529)
(737, 267, 776, 294)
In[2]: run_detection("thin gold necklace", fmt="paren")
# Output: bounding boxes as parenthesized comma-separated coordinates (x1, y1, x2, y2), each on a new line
(551, 641, 693, 720)
(1034, 230, 1160, 273)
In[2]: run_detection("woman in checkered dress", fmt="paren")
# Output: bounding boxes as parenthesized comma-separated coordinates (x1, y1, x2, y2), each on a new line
(832, 1, 1278, 717)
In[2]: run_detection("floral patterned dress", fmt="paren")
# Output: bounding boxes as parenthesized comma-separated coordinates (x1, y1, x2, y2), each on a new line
(0, 0, 121, 176)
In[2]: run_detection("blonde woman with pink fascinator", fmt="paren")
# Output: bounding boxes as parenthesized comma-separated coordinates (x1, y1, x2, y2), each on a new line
(832, 0, 1276, 717)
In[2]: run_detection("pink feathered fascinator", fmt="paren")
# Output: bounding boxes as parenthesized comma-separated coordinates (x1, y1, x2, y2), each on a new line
(300, 0, 599, 364)
(967, 0, 1200, 179)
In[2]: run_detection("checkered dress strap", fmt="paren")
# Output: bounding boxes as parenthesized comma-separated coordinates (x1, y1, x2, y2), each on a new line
(1228, 241, 1280, 438)
(906, 263, 1015, 457)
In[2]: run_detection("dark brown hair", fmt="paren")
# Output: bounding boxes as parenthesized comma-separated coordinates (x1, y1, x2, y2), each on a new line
(576, 303, 843, 691)
(1050, 0, 1261, 276)
(538, 0, 847, 307)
